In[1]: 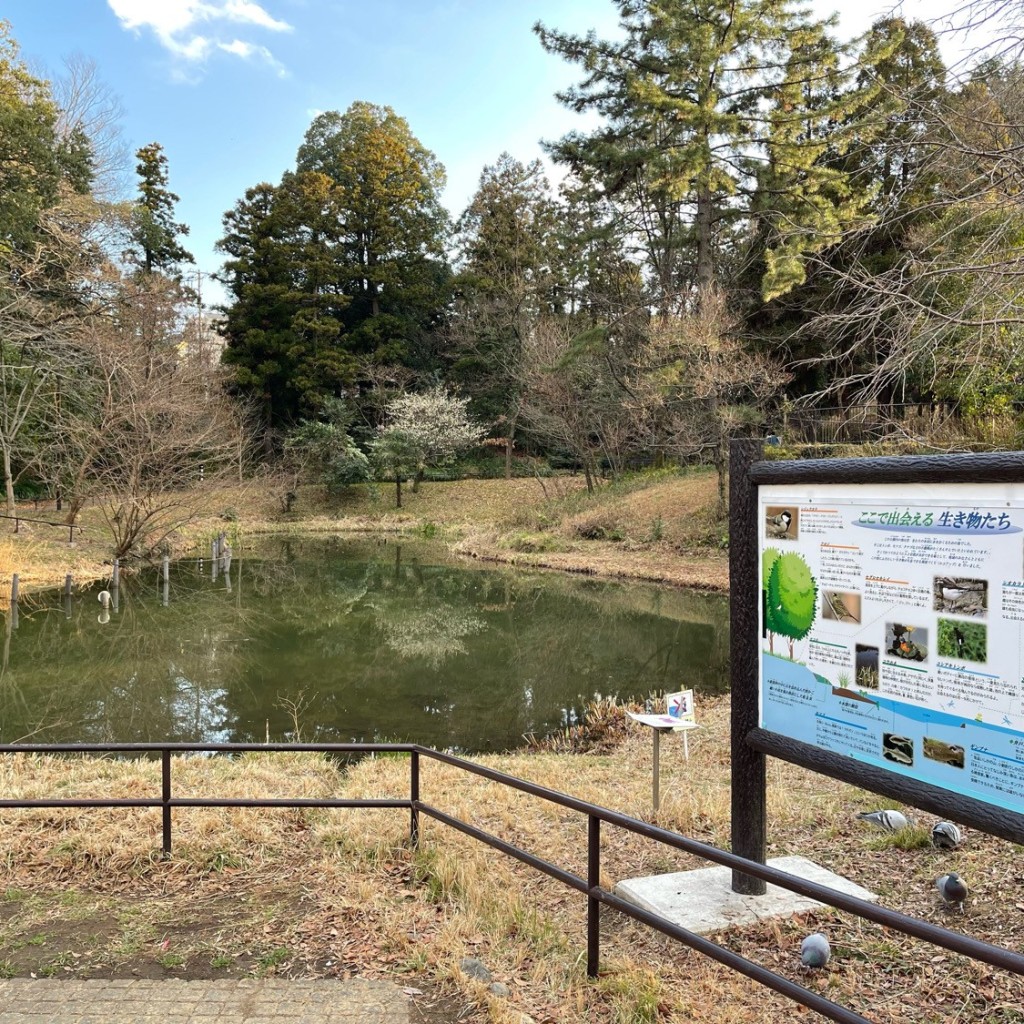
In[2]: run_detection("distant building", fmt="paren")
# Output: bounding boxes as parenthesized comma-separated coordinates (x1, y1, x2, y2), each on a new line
(179, 310, 226, 368)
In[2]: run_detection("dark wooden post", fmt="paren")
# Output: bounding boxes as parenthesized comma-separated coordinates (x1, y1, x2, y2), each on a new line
(730, 439, 767, 895)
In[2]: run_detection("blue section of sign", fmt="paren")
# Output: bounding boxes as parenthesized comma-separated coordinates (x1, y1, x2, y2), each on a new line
(761, 653, 1024, 815)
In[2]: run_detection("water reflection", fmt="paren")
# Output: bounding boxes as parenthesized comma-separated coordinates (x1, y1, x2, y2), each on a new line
(0, 538, 729, 751)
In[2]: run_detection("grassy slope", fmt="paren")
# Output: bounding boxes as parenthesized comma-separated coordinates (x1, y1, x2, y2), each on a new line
(0, 469, 730, 595)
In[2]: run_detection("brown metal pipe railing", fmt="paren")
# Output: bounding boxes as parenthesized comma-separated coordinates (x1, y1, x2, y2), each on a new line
(418, 747, 1024, 976)
(2, 740, 1022, 1024)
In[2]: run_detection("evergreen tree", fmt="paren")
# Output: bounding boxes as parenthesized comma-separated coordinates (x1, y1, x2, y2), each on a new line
(536, 0, 881, 305)
(216, 172, 356, 444)
(296, 101, 451, 371)
(450, 154, 558, 469)
(0, 21, 92, 249)
(128, 142, 193, 275)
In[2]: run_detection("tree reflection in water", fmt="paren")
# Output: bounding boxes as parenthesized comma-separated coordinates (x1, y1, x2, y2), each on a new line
(0, 538, 729, 751)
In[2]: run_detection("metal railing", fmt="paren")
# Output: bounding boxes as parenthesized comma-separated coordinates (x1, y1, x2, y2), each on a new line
(2, 741, 1023, 1024)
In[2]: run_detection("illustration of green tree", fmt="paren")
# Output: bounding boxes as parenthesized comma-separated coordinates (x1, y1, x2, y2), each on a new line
(762, 547, 782, 654)
(766, 552, 818, 660)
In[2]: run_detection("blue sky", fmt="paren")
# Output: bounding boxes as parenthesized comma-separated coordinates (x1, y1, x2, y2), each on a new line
(5, 0, 962, 304)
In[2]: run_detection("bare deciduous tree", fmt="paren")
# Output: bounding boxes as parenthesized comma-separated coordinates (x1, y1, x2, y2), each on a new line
(521, 319, 636, 494)
(628, 290, 789, 513)
(47, 276, 247, 558)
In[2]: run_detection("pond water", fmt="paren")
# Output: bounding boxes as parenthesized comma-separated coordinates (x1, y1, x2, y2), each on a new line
(0, 537, 729, 751)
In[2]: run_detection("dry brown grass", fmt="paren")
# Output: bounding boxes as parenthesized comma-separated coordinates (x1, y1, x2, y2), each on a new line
(3, 471, 731, 598)
(2, 697, 1021, 1022)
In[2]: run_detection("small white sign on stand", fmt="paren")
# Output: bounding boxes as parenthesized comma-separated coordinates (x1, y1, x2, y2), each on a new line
(627, 689, 699, 812)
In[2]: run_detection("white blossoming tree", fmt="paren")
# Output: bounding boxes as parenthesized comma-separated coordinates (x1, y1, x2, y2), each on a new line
(371, 387, 487, 507)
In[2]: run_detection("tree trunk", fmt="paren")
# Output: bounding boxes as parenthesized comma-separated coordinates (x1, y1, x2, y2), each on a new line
(504, 411, 519, 480)
(695, 185, 715, 295)
(395, 476, 402, 509)
(411, 465, 425, 494)
(712, 428, 728, 518)
(262, 394, 274, 458)
(583, 462, 594, 495)
(2, 445, 14, 516)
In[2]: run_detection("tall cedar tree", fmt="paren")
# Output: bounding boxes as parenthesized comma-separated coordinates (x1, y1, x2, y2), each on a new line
(129, 142, 193, 275)
(451, 154, 559, 468)
(217, 172, 355, 443)
(295, 102, 452, 372)
(536, 0, 884, 305)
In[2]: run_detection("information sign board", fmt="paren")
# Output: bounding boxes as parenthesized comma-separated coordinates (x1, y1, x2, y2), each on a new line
(759, 482, 1024, 815)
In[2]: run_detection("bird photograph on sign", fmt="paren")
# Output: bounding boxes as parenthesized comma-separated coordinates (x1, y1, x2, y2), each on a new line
(822, 589, 862, 624)
(932, 576, 987, 616)
(937, 618, 988, 664)
(764, 506, 798, 540)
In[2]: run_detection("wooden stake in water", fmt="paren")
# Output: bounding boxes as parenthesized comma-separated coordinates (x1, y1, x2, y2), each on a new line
(112, 559, 120, 589)
(10, 573, 18, 605)
(64, 574, 73, 597)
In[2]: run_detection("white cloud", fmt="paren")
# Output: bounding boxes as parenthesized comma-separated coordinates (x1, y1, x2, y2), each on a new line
(218, 39, 289, 77)
(107, 0, 292, 73)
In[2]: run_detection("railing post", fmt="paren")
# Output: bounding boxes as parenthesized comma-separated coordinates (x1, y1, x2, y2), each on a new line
(587, 814, 600, 978)
(161, 749, 172, 858)
(410, 750, 420, 850)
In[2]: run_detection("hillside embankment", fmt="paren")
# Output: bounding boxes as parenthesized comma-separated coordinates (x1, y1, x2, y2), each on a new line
(0, 468, 729, 595)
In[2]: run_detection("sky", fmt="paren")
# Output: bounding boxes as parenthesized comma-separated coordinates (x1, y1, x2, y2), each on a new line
(4, 0, 977, 306)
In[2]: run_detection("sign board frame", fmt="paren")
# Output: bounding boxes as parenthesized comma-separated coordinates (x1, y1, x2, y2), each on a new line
(729, 441, 1024, 895)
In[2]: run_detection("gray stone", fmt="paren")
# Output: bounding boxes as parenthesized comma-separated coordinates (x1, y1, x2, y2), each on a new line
(615, 855, 877, 935)
(0, 979, 410, 1022)
(488, 982, 510, 998)
(458, 957, 492, 982)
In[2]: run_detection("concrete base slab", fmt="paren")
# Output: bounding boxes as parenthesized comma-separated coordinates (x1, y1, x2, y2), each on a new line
(614, 855, 876, 935)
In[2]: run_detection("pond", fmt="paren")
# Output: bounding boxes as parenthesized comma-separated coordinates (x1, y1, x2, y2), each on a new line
(0, 537, 729, 751)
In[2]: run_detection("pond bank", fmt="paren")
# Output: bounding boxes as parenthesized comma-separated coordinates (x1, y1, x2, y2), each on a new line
(0, 472, 730, 596)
